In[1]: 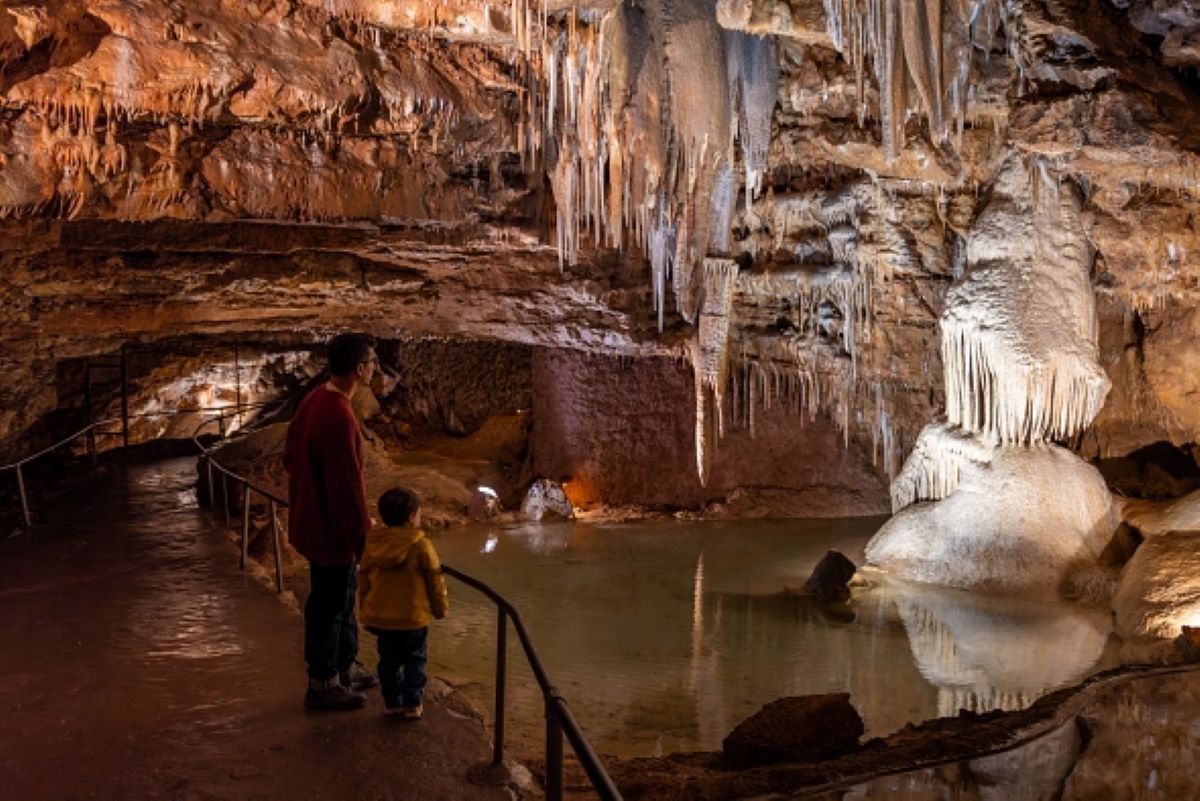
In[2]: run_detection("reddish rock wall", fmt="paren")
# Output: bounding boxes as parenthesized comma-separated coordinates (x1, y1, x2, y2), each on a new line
(530, 349, 889, 516)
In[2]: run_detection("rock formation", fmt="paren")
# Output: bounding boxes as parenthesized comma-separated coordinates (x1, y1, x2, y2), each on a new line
(1, 0, 1198, 520)
(865, 157, 1120, 593)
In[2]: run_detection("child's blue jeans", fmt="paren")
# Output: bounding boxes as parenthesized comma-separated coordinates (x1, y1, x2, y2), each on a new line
(371, 626, 428, 708)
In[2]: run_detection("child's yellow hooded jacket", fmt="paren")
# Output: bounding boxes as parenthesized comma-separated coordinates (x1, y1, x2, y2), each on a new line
(358, 526, 449, 630)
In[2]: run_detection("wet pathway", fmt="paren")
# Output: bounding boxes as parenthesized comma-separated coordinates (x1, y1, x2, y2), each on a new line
(0, 459, 509, 801)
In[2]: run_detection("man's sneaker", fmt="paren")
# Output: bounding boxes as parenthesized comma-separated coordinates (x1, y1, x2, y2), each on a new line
(340, 661, 380, 692)
(401, 703, 423, 721)
(305, 678, 367, 711)
(382, 705, 404, 719)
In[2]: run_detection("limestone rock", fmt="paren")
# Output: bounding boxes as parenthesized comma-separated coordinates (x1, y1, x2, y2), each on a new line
(721, 694, 863, 767)
(1113, 528, 1200, 652)
(803, 550, 857, 600)
(3, 0, 1200, 522)
(520, 479, 574, 522)
(467, 487, 500, 522)
(868, 443, 1119, 594)
(1177, 626, 1200, 662)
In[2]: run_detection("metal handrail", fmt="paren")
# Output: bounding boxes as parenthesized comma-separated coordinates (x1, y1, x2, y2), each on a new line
(442, 565, 623, 800)
(0, 418, 120, 526)
(3, 399, 281, 528)
(194, 416, 622, 800)
(0, 418, 115, 472)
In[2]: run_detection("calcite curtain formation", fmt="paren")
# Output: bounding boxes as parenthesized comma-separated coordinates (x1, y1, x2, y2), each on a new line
(865, 158, 1119, 593)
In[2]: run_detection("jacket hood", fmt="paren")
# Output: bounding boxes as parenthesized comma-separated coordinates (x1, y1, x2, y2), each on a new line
(363, 526, 425, 567)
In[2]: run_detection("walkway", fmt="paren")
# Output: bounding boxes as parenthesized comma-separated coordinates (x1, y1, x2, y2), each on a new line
(0, 459, 510, 801)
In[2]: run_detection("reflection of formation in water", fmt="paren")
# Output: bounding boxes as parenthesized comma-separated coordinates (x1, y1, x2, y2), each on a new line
(881, 577, 1112, 718)
(493, 521, 573, 554)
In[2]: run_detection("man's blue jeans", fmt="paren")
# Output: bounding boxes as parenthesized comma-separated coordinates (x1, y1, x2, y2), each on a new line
(371, 627, 428, 708)
(304, 562, 358, 682)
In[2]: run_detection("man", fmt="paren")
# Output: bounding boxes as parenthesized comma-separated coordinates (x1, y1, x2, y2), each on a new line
(284, 333, 381, 710)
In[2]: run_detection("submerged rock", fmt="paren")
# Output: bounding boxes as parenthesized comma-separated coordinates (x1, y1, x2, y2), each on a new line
(721, 694, 863, 767)
(519, 479, 574, 522)
(803, 550, 857, 600)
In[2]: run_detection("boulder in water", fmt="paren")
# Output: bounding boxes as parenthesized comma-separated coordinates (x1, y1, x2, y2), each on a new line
(804, 550, 857, 600)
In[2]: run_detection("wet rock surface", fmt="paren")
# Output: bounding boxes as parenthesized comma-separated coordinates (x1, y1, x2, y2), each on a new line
(803, 549, 858, 600)
(0, 458, 509, 801)
(609, 665, 1200, 800)
(721, 694, 864, 767)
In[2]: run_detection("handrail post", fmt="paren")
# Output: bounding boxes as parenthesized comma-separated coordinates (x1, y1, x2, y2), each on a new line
(493, 607, 508, 767)
(15, 464, 32, 528)
(119, 344, 129, 451)
(235, 343, 242, 428)
(269, 500, 283, 593)
(205, 458, 215, 512)
(222, 472, 231, 528)
(240, 484, 251, 570)
(84, 363, 96, 466)
(545, 696, 564, 801)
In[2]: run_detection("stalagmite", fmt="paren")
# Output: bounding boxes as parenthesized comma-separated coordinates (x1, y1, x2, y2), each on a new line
(867, 156, 1117, 593)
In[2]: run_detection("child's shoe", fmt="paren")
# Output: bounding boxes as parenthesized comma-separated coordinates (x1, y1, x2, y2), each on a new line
(401, 704, 423, 720)
(382, 705, 404, 718)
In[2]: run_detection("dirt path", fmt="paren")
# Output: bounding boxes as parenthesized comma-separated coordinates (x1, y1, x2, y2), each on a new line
(0, 459, 512, 800)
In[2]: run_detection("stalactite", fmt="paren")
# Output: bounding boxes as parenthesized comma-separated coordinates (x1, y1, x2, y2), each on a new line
(822, 0, 1005, 161)
(692, 258, 739, 486)
(535, 0, 778, 355)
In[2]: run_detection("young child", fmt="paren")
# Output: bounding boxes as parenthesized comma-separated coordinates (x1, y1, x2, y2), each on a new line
(358, 487, 448, 719)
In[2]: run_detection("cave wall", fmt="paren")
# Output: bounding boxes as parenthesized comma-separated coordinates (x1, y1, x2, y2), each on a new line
(1, 0, 1199, 505)
(530, 348, 889, 514)
(376, 338, 533, 439)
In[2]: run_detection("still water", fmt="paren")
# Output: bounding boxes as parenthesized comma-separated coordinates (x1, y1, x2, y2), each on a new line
(428, 518, 1120, 758)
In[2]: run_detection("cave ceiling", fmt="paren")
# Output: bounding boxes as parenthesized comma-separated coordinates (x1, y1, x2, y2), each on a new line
(1, 0, 1198, 467)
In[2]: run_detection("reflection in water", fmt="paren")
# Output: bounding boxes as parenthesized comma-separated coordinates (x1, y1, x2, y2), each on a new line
(868, 578, 1113, 718)
(829, 668, 1200, 800)
(430, 519, 1115, 758)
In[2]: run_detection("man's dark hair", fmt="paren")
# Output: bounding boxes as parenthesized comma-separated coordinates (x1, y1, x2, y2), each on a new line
(327, 333, 374, 377)
(379, 487, 421, 527)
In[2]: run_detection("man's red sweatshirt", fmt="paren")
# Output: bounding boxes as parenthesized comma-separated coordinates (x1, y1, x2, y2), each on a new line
(283, 385, 371, 566)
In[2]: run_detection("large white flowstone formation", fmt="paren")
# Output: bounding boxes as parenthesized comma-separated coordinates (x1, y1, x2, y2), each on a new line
(869, 441, 1118, 592)
(866, 157, 1118, 594)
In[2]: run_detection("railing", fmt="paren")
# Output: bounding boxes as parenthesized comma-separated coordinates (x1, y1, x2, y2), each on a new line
(195, 419, 622, 801)
(3, 401, 278, 528)
(192, 405, 290, 592)
(0, 419, 117, 527)
(442, 565, 623, 800)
